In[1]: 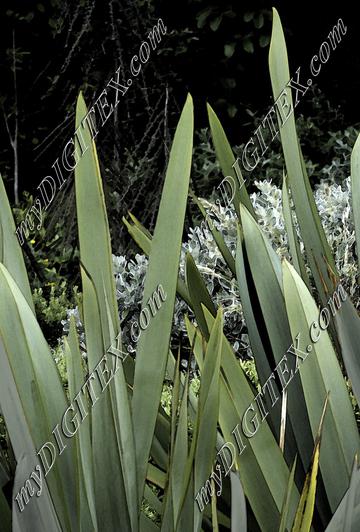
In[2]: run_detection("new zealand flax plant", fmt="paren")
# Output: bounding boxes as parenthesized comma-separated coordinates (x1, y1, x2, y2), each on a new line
(1, 7, 360, 532)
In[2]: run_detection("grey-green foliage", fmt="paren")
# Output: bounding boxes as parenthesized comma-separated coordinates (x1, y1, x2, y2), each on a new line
(62, 176, 359, 367)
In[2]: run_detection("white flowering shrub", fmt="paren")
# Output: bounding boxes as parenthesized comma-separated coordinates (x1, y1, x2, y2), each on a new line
(62, 177, 359, 365)
(248, 178, 359, 306)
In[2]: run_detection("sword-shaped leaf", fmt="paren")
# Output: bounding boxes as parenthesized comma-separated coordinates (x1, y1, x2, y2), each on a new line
(207, 104, 254, 220)
(194, 309, 223, 532)
(186, 311, 300, 531)
(292, 396, 328, 532)
(186, 252, 217, 339)
(132, 94, 194, 503)
(240, 205, 314, 482)
(0, 175, 33, 312)
(0, 264, 76, 529)
(283, 261, 360, 513)
(351, 133, 360, 274)
(325, 457, 360, 532)
(65, 317, 98, 531)
(269, 8, 336, 305)
(282, 174, 310, 290)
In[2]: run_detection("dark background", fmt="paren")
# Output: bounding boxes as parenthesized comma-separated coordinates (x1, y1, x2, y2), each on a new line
(0, 0, 358, 248)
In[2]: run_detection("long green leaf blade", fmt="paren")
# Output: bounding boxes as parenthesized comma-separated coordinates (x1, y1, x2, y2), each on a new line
(283, 261, 360, 512)
(194, 309, 223, 531)
(0, 175, 34, 312)
(269, 8, 337, 306)
(207, 104, 255, 219)
(0, 264, 76, 529)
(351, 133, 360, 273)
(132, 94, 194, 503)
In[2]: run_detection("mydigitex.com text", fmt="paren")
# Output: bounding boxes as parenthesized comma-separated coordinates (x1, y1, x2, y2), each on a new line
(14, 19, 167, 246)
(232, 18, 347, 180)
(195, 283, 347, 511)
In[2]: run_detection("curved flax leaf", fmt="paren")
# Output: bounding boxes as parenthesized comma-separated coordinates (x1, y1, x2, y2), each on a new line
(12, 454, 61, 532)
(269, 8, 360, 413)
(80, 266, 130, 529)
(186, 311, 300, 531)
(292, 395, 328, 532)
(230, 471, 247, 532)
(282, 174, 310, 290)
(269, 8, 336, 303)
(0, 175, 34, 312)
(186, 252, 217, 339)
(194, 309, 223, 532)
(74, 92, 119, 349)
(75, 92, 130, 528)
(207, 103, 255, 219)
(104, 291, 139, 532)
(325, 458, 360, 532)
(333, 297, 360, 410)
(351, 133, 360, 274)
(123, 214, 191, 308)
(132, 94, 194, 503)
(0, 264, 76, 530)
(235, 224, 282, 441)
(283, 261, 360, 513)
(279, 457, 297, 532)
(65, 317, 98, 531)
(171, 375, 190, 527)
(240, 205, 314, 484)
(293, 441, 320, 532)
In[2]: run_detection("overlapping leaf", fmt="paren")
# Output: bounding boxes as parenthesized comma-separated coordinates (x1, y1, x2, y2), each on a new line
(131, 94, 194, 504)
(283, 261, 360, 512)
(0, 264, 76, 530)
